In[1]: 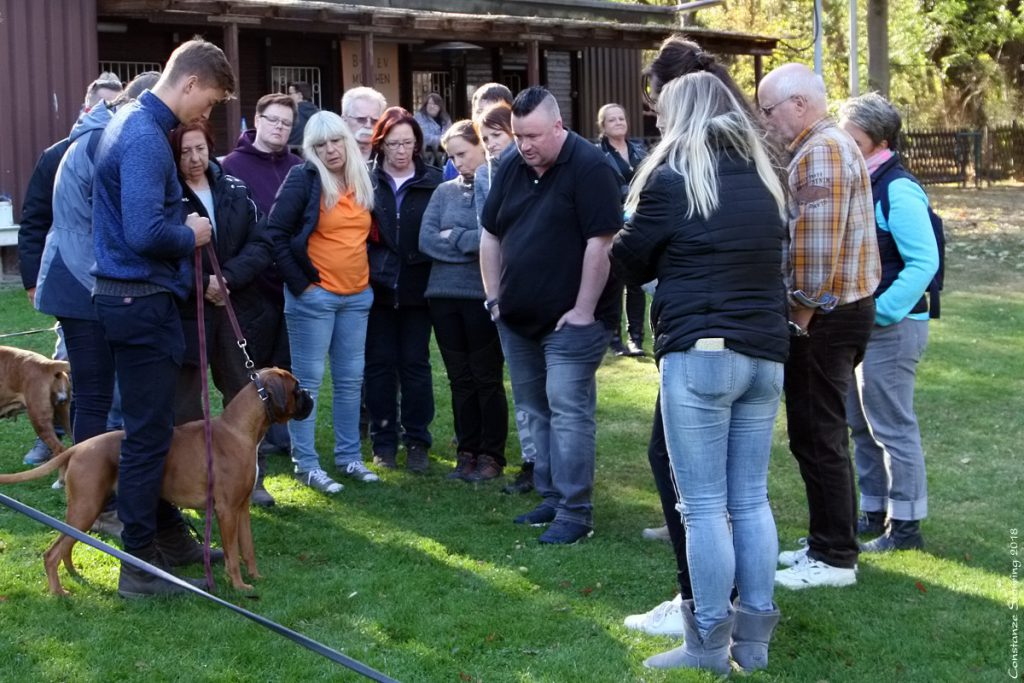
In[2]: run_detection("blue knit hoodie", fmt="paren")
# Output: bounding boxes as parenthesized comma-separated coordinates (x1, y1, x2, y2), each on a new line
(91, 90, 196, 298)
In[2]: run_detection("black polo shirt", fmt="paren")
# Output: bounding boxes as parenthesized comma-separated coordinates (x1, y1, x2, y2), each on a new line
(481, 130, 622, 339)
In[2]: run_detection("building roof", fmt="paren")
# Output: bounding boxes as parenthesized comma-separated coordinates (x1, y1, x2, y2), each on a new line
(97, 0, 779, 54)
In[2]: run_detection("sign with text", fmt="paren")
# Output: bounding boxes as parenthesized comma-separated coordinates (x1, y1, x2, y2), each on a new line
(341, 41, 400, 110)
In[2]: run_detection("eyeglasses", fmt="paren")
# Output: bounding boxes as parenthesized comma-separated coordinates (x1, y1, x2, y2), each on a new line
(384, 139, 416, 150)
(346, 115, 380, 128)
(758, 95, 797, 118)
(259, 114, 293, 128)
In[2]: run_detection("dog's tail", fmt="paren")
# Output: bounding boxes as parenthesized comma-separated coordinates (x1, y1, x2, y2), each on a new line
(0, 448, 74, 484)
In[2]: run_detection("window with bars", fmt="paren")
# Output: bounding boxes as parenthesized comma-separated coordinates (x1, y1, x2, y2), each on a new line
(411, 71, 452, 113)
(271, 66, 322, 108)
(98, 61, 163, 84)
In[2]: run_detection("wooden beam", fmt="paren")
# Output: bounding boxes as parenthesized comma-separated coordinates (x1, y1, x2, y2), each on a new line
(223, 22, 241, 148)
(361, 32, 375, 89)
(527, 40, 540, 86)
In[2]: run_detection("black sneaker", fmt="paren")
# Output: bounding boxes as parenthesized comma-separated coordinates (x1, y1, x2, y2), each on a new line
(513, 505, 556, 526)
(373, 452, 397, 469)
(117, 544, 206, 599)
(625, 338, 646, 357)
(502, 463, 534, 494)
(539, 521, 594, 545)
(609, 338, 628, 356)
(856, 510, 886, 536)
(406, 443, 430, 474)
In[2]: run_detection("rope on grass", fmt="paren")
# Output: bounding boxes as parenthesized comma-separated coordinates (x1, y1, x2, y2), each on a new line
(0, 327, 54, 340)
(0, 492, 400, 683)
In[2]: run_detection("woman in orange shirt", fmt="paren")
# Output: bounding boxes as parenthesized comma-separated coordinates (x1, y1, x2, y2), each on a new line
(266, 111, 377, 495)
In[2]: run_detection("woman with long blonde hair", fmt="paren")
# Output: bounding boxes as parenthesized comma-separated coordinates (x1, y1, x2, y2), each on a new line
(266, 111, 377, 494)
(612, 71, 789, 675)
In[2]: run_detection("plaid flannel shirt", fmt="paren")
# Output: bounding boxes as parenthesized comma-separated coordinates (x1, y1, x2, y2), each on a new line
(783, 117, 880, 307)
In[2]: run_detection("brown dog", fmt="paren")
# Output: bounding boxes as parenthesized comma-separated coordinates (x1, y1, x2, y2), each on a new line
(0, 345, 71, 457)
(0, 367, 312, 595)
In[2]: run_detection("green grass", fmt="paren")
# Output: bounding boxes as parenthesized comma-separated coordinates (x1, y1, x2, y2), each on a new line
(0, 185, 1021, 681)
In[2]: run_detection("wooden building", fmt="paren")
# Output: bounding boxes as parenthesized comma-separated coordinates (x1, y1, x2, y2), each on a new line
(0, 0, 778, 271)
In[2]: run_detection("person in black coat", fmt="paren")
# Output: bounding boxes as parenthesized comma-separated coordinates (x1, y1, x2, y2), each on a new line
(365, 107, 442, 473)
(169, 121, 272, 427)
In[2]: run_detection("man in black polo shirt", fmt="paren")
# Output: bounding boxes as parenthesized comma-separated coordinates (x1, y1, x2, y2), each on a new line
(480, 86, 621, 545)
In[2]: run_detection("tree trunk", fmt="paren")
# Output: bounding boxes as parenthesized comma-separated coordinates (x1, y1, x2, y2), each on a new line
(867, 0, 889, 96)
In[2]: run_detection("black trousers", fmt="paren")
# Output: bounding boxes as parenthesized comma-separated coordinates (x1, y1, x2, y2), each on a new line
(429, 298, 509, 464)
(605, 280, 647, 342)
(784, 297, 875, 569)
(365, 304, 434, 455)
(648, 394, 693, 600)
(174, 308, 252, 425)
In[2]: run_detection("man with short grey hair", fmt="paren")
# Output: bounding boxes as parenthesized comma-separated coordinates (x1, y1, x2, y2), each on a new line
(480, 86, 621, 545)
(341, 86, 387, 161)
(758, 62, 880, 590)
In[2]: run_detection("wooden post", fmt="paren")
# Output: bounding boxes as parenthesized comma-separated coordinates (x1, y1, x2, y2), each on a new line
(753, 54, 763, 92)
(223, 22, 241, 147)
(527, 40, 540, 87)
(361, 33, 375, 89)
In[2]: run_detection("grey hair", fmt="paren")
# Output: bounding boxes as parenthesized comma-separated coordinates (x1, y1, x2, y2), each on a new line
(302, 111, 375, 211)
(341, 86, 387, 117)
(768, 63, 827, 109)
(626, 71, 786, 222)
(839, 92, 902, 150)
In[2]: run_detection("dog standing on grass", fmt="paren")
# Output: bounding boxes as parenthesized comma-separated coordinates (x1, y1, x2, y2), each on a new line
(0, 345, 71, 457)
(0, 368, 312, 596)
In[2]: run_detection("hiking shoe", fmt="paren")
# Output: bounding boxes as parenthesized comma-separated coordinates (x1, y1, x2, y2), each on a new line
(624, 594, 685, 637)
(465, 454, 503, 482)
(778, 538, 809, 567)
(340, 461, 380, 483)
(295, 469, 344, 494)
(373, 452, 397, 469)
(90, 510, 124, 538)
(609, 338, 628, 356)
(513, 505, 557, 526)
(775, 558, 856, 590)
(406, 443, 429, 474)
(539, 521, 594, 545)
(23, 437, 53, 465)
(856, 510, 886, 536)
(861, 519, 924, 553)
(642, 524, 671, 542)
(251, 481, 276, 507)
(117, 544, 205, 599)
(502, 463, 534, 494)
(448, 451, 477, 481)
(626, 338, 646, 357)
(155, 520, 224, 567)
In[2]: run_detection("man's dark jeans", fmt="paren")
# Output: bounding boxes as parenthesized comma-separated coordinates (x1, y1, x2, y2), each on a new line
(58, 316, 115, 444)
(95, 292, 185, 552)
(784, 297, 875, 569)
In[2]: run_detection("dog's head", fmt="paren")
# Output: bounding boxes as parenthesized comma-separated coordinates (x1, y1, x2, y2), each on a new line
(259, 368, 313, 423)
(49, 361, 71, 405)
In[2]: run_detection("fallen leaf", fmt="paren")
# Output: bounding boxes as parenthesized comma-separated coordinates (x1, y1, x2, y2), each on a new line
(580, 586, 594, 596)
(915, 581, 927, 594)
(0, 596, 8, 602)
(963, 552, 973, 563)
(458, 673, 473, 682)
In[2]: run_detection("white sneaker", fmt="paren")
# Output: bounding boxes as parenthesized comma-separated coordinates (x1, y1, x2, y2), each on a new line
(775, 558, 857, 590)
(778, 538, 809, 567)
(295, 469, 344, 494)
(623, 594, 685, 637)
(641, 525, 671, 542)
(340, 461, 380, 483)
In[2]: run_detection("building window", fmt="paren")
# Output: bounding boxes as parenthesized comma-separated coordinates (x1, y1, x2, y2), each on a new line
(412, 71, 452, 113)
(98, 61, 162, 83)
(271, 66, 322, 109)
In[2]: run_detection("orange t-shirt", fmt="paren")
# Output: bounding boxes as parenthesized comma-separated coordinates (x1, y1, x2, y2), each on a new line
(306, 192, 371, 295)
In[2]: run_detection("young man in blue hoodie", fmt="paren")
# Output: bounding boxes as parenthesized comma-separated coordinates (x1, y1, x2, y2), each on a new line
(91, 37, 236, 598)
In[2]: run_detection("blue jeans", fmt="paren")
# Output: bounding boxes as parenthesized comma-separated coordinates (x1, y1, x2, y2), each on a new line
(847, 318, 929, 521)
(497, 320, 607, 527)
(284, 285, 373, 473)
(660, 347, 783, 636)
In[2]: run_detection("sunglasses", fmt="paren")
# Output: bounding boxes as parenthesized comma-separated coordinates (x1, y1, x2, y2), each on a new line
(758, 95, 798, 118)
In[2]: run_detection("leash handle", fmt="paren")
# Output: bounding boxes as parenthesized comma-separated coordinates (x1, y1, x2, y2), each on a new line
(195, 247, 217, 592)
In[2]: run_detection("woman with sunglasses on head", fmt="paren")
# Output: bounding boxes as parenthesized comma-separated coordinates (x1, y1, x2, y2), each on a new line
(365, 107, 443, 473)
(266, 111, 378, 495)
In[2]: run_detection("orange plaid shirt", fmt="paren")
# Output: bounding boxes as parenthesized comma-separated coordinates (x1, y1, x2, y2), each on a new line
(784, 117, 880, 307)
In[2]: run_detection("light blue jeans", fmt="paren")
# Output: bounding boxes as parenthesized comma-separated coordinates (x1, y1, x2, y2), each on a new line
(284, 285, 373, 474)
(847, 318, 929, 521)
(497, 320, 608, 526)
(660, 347, 783, 636)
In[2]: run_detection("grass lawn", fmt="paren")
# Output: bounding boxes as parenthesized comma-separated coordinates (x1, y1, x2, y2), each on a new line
(0, 185, 1020, 682)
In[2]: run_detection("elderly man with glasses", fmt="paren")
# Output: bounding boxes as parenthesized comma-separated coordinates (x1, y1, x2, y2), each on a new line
(757, 63, 880, 590)
(341, 86, 388, 162)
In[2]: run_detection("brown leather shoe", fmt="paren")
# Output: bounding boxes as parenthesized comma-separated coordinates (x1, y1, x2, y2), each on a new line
(466, 454, 503, 482)
(502, 462, 534, 494)
(448, 451, 477, 480)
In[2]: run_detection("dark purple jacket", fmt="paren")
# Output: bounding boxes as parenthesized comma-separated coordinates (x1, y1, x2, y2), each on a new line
(221, 130, 303, 217)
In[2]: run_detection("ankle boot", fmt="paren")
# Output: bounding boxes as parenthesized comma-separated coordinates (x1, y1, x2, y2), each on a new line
(856, 510, 886, 536)
(861, 519, 924, 553)
(448, 451, 477, 480)
(251, 453, 276, 507)
(117, 543, 206, 598)
(644, 599, 733, 675)
(730, 600, 780, 672)
(154, 519, 224, 567)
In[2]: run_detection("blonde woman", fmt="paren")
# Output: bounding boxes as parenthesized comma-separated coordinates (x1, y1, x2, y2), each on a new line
(266, 111, 377, 494)
(610, 72, 789, 674)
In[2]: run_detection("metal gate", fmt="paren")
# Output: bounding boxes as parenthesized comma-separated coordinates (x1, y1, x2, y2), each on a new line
(271, 66, 323, 109)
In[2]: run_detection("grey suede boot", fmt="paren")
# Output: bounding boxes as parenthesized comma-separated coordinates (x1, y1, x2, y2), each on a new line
(644, 599, 733, 675)
(861, 519, 924, 552)
(730, 600, 780, 672)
